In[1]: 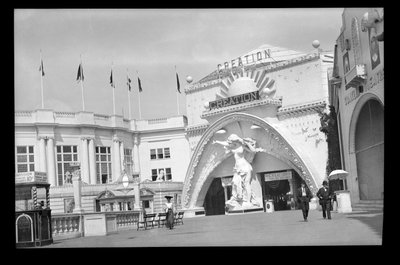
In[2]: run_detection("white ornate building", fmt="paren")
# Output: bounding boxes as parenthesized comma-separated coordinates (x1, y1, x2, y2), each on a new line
(181, 44, 333, 217)
(15, 111, 189, 214)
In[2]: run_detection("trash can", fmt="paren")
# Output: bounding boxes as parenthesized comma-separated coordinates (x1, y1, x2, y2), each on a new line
(265, 200, 274, 213)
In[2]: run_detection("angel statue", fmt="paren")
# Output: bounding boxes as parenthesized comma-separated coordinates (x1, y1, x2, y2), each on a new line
(213, 134, 266, 211)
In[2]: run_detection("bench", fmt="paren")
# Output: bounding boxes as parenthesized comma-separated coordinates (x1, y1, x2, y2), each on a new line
(155, 212, 167, 228)
(174, 211, 184, 225)
(137, 213, 157, 230)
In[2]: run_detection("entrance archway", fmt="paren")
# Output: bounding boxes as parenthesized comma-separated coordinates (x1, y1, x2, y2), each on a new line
(355, 99, 384, 200)
(182, 112, 321, 215)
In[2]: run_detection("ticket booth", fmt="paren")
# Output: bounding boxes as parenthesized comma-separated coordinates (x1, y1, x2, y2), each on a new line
(15, 172, 53, 247)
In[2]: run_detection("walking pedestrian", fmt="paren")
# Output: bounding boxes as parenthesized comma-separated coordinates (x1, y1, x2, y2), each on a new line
(164, 196, 175, 229)
(317, 180, 333, 220)
(297, 181, 312, 221)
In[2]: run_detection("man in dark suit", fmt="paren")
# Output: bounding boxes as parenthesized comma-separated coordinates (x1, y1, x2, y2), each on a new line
(316, 180, 333, 220)
(297, 181, 312, 221)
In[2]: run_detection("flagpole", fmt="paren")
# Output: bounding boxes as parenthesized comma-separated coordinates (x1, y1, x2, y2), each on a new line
(40, 50, 44, 109)
(175, 65, 180, 116)
(112, 63, 116, 116)
(80, 55, 85, 112)
(137, 71, 142, 120)
(127, 69, 132, 120)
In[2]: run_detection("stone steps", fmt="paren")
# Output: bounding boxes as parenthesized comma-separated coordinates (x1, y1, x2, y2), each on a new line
(352, 200, 383, 211)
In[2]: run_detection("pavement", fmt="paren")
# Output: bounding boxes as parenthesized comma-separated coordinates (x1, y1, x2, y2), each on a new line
(42, 209, 383, 247)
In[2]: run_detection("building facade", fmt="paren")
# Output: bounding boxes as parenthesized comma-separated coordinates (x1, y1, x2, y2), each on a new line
(328, 8, 384, 204)
(15, 110, 189, 214)
(182, 44, 333, 217)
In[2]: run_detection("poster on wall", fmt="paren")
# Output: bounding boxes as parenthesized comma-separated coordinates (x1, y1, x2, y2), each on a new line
(64, 198, 75, 213)
(343, 52, 350, 74)
(368, 28, 381, 70)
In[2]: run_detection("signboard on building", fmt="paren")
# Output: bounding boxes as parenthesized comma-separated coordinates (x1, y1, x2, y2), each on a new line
(15, 172, 48, 184)
(217, 49, 272, 73)
(368, 28, 381, 70)
(209, 91, 260, 110)
(264, 171, 292, 182)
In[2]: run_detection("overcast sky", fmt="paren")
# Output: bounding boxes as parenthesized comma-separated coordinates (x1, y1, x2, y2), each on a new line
(15, 8, 343, 119)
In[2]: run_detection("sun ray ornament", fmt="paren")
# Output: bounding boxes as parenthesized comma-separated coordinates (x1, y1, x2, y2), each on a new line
(215, 67, 277, 100)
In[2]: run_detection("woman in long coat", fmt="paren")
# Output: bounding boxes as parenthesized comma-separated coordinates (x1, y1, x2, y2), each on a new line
(164, 196, 175, 229)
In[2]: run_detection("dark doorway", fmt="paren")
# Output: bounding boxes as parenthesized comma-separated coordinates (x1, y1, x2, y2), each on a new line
(264, 180, 290, 211)
(355, 99, 384, 200)
(204, 178, 226, 216)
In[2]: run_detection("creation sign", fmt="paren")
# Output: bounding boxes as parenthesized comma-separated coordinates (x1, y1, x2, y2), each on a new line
(209, 91, 260, 110)
(217, 49, 272, 73)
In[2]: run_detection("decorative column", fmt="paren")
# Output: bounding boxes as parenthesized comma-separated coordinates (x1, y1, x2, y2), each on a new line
(113, 137, 121, 180)
(132, 135, 140, 173)
(38, 137, 47, 173)
(81, 137, 90, 184)
(46, 137, 56, 187)
(32, 186, 37, 209)
(72, 169, 84, 213)
(119, 141, 125, 172)
(88, 138, 97, 184)
(133, 175, 140, 210)
(45, 186, 50, 209)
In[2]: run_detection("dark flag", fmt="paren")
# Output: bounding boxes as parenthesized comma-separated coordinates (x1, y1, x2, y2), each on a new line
(137, 77, 143, 92)
(176, 72, 181, 93)
(76, 63, 84, 82)
(127, 75, 132, 91)
(110, 69, 115, 88)
(39, 59, 45, 76)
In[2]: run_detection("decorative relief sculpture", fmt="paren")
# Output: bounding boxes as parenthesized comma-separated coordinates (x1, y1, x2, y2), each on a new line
(213, 134, 266, 211)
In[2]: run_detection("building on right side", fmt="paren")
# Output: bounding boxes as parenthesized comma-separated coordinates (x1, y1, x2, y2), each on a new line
(328, 8, 384, 208)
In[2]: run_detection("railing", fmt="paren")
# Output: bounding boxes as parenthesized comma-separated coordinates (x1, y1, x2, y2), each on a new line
(114, 211, 141, 230)
(148, 117, 168, 124)
(15, 111, 33, 117)
(54, 111, 76, 118)
(94, 114, 111, 120)
(51, 211, 141, 240)
(52, 213, 82, 240)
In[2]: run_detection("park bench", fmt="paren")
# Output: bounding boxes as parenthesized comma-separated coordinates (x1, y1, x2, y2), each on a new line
(174, 211, 184, 225)
(155, 212, 167, 228)
(137, 213, 157, 230)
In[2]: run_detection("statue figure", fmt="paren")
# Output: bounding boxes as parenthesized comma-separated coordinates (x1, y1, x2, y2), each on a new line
(213, 134, 266, 211)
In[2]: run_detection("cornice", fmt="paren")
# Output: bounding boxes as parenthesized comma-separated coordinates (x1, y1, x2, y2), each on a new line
(185, 53, 321, 94)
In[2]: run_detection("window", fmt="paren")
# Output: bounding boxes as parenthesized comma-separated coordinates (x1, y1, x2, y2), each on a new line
(124, 149, 133, 175)
(16, 146, 35, 173)
(142, 200, 150, 209)
(164, 148, 170, 158)
(96, 146, 112, 184)
(56, 145, 78, 186)
(151, 167, 172, 181)
(150, 147, 171, 160)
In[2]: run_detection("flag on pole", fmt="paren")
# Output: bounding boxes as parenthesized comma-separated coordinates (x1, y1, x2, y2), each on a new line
(137, 76, 143, 92)
(176, 72, 181, 93)
(39, 59, 45, 76)
(110, 69, 115, 88)
(77, 63, 84, 82)
(127, 75, 132, 91)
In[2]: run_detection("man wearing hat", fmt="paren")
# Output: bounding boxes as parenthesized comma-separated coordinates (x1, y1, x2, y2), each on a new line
(316, 181, 334, 219)
(297, 181, 312, 222)
(164, 195, 175, 229)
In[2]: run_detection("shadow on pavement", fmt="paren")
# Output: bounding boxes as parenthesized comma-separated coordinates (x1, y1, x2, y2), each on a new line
(345, 210, 383, 237)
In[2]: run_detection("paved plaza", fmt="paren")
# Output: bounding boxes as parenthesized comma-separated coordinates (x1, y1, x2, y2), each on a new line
(41, 209, 383, 247)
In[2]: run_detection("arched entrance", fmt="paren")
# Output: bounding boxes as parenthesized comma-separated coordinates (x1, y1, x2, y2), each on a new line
(182, 112, 321, 216)
(355, 99, 384, 200)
